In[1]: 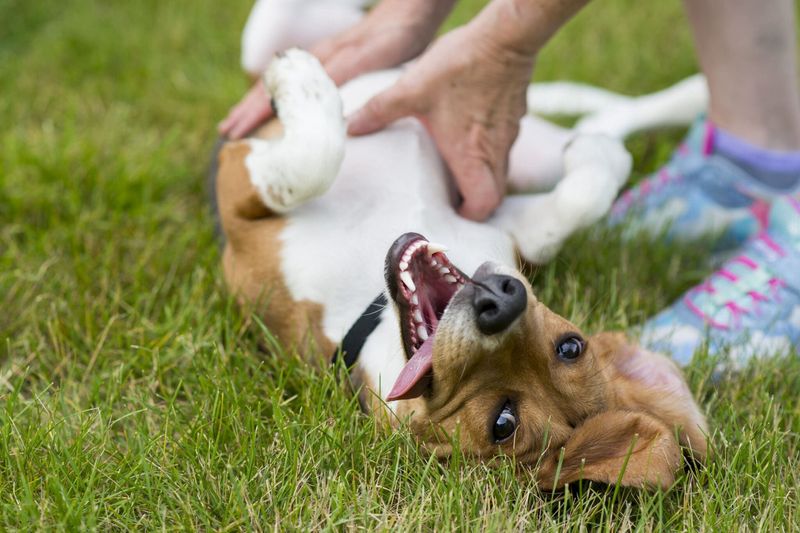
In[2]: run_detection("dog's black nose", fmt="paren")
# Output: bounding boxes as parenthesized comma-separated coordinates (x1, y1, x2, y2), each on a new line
(472, 274, 527, 335)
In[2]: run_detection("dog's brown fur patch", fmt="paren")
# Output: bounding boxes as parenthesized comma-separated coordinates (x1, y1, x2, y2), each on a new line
(217, 135, 334, 361)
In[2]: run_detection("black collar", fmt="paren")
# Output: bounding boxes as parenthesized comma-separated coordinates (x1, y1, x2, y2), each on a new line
(330, 293, 388, 368)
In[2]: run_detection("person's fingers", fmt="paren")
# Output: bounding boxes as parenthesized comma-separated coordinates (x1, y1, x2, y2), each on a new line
(218, 98, 247, 135)
(347, 85, 418, 136)
(218, 113, 236, 135)
(321, 48, 364, 87)
(219, 101, 249, 134)
(452, 159, 503, 221)
(219, 85, 273, 139)
(321, 36, 393, 87)
(310, 35, 340, 65)
(311, 26, 373, 85)
(228, 98, 273, 140)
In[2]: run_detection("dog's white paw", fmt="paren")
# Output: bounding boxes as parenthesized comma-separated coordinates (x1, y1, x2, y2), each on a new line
(493, 134, 631, 264)
(264, 48, 342, 126)
(246, 49, 346, 213)
(557, 134, 632, 225)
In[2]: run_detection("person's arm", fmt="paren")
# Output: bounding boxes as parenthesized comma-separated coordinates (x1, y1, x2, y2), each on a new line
(219, 0, 457, 140)
(478, 0, 589, 56)
(313, 0, 457, 87)
(348, 0, 590, 221)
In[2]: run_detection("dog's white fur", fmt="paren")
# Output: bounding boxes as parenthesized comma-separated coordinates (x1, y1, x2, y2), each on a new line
(245, 52, 346, 212)
(241, 0, 371, 77)
(239, 49, 706, 404)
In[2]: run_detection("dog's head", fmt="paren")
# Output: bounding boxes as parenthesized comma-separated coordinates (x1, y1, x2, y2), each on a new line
(384, 233, 707, 490)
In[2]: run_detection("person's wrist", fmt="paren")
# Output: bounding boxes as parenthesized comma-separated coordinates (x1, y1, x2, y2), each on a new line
(471, 0, 589, 58)
(463, 13, 537, 80)
(379, 0, 454, 26)
(396, 0, 457, 41)
(401, 0, 457, 19)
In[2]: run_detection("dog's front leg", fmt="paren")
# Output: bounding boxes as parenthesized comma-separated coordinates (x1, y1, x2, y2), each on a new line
(490, 134, 631, 264)
(245, 49, 346, 214)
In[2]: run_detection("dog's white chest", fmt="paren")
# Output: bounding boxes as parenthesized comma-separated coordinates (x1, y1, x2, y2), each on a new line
(279, 119, 515, 344)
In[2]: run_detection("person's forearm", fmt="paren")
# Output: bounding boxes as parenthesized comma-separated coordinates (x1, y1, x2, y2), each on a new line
(374, 0, 457, 32)
(416, 0, 459, 42)
(471, 0, 590, 57)
(428, 0, 459, 23)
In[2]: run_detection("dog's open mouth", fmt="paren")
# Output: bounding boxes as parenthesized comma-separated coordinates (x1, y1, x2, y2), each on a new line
(384, 233, 469, 400)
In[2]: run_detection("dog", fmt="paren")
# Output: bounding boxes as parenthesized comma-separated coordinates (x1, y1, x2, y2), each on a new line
(214, 49, 709, 490)
(240, 0, 371, 78)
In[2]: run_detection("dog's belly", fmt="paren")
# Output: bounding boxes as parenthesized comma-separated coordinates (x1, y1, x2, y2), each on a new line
(278, 118, 516, 345)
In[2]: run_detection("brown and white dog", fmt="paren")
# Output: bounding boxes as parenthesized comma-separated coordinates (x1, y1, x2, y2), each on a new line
(214, 50, 709, 490)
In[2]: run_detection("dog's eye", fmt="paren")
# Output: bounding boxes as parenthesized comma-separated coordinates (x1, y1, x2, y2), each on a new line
(493, 404, 517, 443)
(555, 334, 584, 361)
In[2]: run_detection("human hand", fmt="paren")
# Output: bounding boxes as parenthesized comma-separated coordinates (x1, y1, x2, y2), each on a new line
(218, 0, 455, 140)
(347, 25, 535, 221)
(312, 0, 455, 86)
(218, 78, 273, 140)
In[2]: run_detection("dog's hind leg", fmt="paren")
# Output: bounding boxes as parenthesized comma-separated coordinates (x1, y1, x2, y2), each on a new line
(574, 75, 708, 139)
(244, 49, 346, 215)
(491, 134, 631, 264)
(525, 75, 708, 140)
(526, 82, 634, 117)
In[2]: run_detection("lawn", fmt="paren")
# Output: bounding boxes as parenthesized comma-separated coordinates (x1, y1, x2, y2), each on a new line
(1, 0, 799, 529)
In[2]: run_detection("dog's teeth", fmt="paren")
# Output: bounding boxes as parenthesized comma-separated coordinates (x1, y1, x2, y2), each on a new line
(444, 275, 457, 284)
(399, 261, 408, 271)
(426, 242, 448, 256)
(417, 326, 429, 340)
(430, 260, 438, 267)
(413, 309, 423, 323)
(400, 271, 416, 292)
(410, 294, 419, 305)
(438, 267, 450, 275)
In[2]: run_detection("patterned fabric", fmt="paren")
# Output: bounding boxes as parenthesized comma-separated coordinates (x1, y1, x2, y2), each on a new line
(610, 116, 781, 251)
(639, 195, 800, 366)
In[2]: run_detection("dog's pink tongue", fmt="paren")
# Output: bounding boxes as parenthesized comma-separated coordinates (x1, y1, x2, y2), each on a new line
(386, 333, 435, 401)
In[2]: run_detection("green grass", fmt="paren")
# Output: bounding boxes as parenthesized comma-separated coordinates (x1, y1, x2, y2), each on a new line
(1, 0, 799, 529)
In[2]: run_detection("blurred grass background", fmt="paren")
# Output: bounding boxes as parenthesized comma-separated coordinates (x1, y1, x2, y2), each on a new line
(1, 0, 798, 529)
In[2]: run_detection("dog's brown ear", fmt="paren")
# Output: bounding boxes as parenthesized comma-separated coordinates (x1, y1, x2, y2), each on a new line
(590, 332, 708, 463)
(537, 410, 682, 490)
